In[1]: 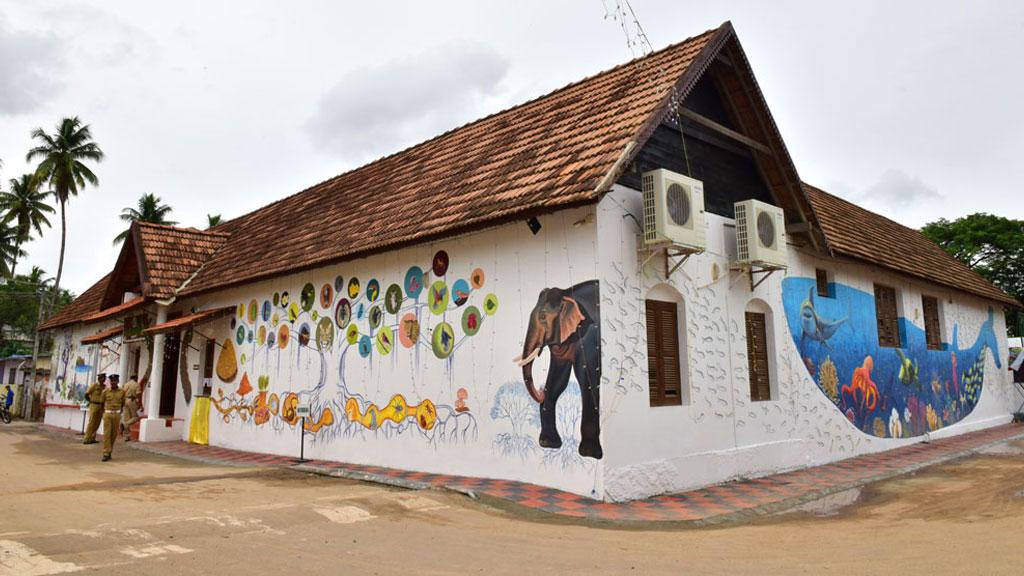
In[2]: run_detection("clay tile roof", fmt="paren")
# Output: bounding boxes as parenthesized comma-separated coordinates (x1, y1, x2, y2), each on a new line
(134, 222, 231, 299)
(38, 274, 111, 331)
(805, 184, 1020, 307)
(177, 24, 730, 296)
(80, 324, 123, 345)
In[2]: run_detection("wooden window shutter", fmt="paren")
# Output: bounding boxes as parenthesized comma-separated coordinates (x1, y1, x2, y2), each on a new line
(203, 339, 216, 379)
(815, 269, 830, 298)
(646, 300, 683, 407)
(745, 311, 771, 402)
(922, 295, 942, 350)
(874, 285, 901, 347)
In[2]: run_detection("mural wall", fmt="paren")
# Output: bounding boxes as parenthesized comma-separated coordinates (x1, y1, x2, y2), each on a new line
(181, 207, 604, 496)
(595, 184, 1013, 501)
(781, 278, 1001, 438)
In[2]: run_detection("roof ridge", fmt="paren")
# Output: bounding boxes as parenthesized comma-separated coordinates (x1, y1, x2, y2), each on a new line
(135, 220, 233, 238)
(216, 23, 726, 230)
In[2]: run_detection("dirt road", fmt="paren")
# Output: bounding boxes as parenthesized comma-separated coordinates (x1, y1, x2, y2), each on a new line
(2, 423, 1022, 575)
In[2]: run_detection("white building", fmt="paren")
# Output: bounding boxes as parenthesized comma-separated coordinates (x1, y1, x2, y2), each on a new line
(40, 22, 1020, 501)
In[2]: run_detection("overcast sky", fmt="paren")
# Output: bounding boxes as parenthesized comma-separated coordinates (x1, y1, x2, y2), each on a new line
(1, 0, 1022, 295)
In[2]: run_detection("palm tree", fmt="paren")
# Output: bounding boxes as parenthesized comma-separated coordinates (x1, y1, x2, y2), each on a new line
(114, 193, 177, 245)
(0, 225, 25, 277)
(26, 116, 104, 308)
(0, 174, 54, 277)
(206, 213, 222, 228)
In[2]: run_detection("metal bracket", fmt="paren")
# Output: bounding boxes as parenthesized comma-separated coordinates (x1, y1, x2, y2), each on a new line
(731, 262, 786, 292)
(639, 242, 704, 280)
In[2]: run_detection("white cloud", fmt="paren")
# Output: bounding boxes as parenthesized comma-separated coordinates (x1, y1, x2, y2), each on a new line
(0, 12, 64, 116)
(859, 169, 943, 208)
(306, 40, 510, 163)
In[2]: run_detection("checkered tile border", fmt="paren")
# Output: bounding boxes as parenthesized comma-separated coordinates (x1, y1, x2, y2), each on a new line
(40, 422, 1024, 523)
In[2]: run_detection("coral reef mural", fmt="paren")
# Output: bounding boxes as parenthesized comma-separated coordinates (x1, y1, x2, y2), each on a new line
(782, 278, 1001, 438)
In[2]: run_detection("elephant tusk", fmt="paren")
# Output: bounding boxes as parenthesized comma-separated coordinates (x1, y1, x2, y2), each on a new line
(512, 348, 541, 367)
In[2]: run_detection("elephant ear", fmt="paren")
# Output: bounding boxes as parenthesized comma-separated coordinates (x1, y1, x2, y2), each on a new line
(557, 297, 586, 343)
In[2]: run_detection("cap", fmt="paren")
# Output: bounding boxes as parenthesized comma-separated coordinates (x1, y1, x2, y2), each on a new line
(109, 374, 120, 381)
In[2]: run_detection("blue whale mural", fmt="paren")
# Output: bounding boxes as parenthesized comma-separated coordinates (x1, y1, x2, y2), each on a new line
(782, 277, 1001, 438)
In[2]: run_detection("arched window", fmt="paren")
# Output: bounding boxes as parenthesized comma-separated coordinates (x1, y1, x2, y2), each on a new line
(745, 298, 777, 402)
(645, 284, 689, 407)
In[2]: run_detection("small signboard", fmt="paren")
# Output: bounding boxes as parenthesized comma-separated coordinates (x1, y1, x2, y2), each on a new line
(296, 404, 311, 417)
(80, 401, 90, 412)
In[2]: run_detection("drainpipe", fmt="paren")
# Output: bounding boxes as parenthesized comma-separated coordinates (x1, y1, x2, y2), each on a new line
(139, 304, 168, 442)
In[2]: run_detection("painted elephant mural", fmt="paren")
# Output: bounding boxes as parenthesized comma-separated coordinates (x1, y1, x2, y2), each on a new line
(782, 277, 1001, 438)
(513, 280, 602, 459)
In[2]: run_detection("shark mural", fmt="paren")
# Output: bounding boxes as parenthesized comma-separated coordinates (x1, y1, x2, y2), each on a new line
(782, 277, 1001, 438)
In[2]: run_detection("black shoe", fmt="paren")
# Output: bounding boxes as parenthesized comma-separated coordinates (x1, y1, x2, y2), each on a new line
(101, 454, 111, 461)
(83, 440, 97, 445)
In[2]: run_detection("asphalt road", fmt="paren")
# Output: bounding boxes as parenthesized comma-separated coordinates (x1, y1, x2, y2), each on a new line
(2, 423, 1024, 575)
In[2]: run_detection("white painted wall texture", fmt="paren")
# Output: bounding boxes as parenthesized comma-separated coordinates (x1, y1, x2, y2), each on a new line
(174, 206, 605, 497)
(42, 188, 1015, 501)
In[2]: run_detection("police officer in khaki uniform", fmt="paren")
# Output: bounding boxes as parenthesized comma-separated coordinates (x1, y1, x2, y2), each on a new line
(120, 374, 141, 442)
(100, 374, 126, 461)
(82, 373, 106, 444)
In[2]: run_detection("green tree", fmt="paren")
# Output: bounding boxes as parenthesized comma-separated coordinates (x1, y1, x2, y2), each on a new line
(921, 213, 1024, 336)
(206, 213, 222, 228)
(0, 173, 54, 277)
(0, 225, 26, 278)
(114, 193, 177, 245)
(0, 267, 73, 357)
(26, 116, 104, 308)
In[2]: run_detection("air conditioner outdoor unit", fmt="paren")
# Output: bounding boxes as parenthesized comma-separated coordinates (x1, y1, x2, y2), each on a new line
(641, 168, 705, 250)
(734, 199, 787, 268)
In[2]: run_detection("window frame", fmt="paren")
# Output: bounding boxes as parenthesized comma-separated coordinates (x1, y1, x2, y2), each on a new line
(645, 298, 685, 407)
(745, 310, 773, 402)
(874, 284, 902, 348)
(921, 294, 943, 350)
(815, 268, 832, 298)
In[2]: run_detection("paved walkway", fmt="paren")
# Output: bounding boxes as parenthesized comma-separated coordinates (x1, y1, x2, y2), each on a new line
(41, 422, 1024, 524)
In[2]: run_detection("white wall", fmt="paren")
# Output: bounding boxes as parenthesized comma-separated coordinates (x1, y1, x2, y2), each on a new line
(597, 184, 1015, 501)
(43, 321, 148, 429)
(174, 206, 605, 498)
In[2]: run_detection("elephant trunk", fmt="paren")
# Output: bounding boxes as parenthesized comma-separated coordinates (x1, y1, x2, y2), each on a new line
(514, 321, 545, 404)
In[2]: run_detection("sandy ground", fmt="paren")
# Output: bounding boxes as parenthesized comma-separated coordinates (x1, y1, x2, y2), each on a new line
(2, 423, 1023, 575)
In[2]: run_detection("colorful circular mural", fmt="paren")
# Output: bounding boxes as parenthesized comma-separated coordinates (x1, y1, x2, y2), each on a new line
(366, 279, 380, 302)
(451, 279, 470, 306)
(404, 266, 425, 299)
(384, 284, 402, 314)
(248, 300, 258, 324)
(334, 298, 351, 330)
(428, 281, 449, 315)
(320, 283, 334, 309)
(261, 300, 272, 322)
(235, 325, 245, 345)
(358, 335, 372, 358)
(298, 323, 311, 347)
(483, 293, 499, 316)
(316, 317, 334, 351)
(300, 283, 316, 312)
(399, 313, 419, 348)
(470, 268, 485, 289)
(278, 324, 289, 349)
(346, 324, 359, 345)
(347, 278, 360, 299)
(368, 305, 383, 330)
(431, 321, 455, 359)
(462, 306, 482, 336)
(376, 325, 394, 355)
(432, 250, 449, 277)
(334, 275, 344, 294)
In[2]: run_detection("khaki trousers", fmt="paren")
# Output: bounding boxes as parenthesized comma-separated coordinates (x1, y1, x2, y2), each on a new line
(84, 404, 103, 442)
(122, 399, 140, 427)
(102, 412, 121, 457)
